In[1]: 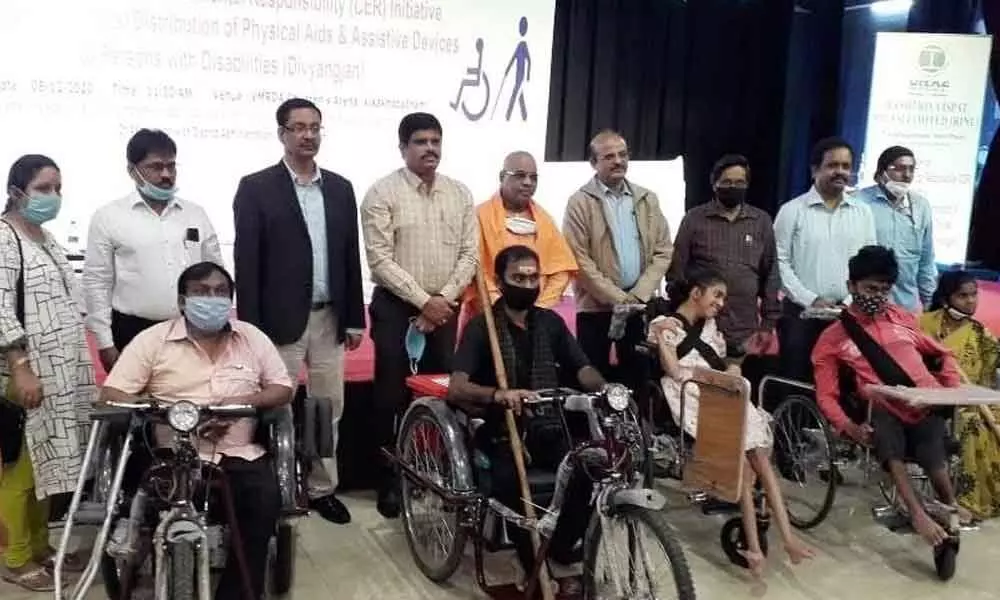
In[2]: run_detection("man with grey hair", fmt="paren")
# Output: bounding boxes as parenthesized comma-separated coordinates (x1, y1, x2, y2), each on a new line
(460, 150, 577, 318)
(562, 130, 673, 383)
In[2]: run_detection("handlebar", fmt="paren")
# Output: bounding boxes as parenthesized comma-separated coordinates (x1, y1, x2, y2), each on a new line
(523, 387, 587, 405)
(612, 303, 647, 315)
(91, 400, 258, 423)
(799, 307, 843, 321)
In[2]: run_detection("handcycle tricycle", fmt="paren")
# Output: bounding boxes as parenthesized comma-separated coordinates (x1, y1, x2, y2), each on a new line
(53, 399, 307, 599)
(384, 376, 696, 599)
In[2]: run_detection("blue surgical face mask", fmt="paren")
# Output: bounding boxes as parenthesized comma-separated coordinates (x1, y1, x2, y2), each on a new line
(183, 296, 232, 333)
(19, 193, 62, 224)
(405, 320, 426, 374)
(135, 171, 176, 204)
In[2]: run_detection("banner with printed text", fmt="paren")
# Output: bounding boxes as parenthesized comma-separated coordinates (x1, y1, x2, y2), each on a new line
(0, 0, 557, 290)
(861, 32, 992, 265)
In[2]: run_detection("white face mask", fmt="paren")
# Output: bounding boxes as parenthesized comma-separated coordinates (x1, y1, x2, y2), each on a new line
(946, 306, 973, 321)
(505, 216, 537, 236)
(884, 179, 910, 199)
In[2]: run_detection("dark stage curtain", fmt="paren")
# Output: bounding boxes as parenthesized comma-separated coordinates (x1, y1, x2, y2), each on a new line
(907, 0, 980, 33)
(545, 0, 796, 215)
(970, 2, 1000, 269)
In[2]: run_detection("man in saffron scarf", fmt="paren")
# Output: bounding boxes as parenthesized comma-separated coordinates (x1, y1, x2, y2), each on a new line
(462, 151, 577, 320)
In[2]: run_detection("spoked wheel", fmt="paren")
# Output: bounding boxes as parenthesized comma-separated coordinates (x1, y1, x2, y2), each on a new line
(267, 523, 296, 597)
(398, 404, 468, 582)
(877, 465, 936, 510)
(719, 517, 769, 569)
(582, 506, 695, 600)
(771, 395, 837, 529)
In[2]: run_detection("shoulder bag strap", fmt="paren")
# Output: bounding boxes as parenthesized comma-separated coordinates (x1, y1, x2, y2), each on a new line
(839, 311, 915, 388)
(0, 219, 25, 326)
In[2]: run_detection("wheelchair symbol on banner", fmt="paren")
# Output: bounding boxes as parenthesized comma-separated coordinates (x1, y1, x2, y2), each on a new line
(449, 17, 532, 123)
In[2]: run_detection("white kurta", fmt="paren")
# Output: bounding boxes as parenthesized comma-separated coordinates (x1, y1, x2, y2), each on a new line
(657, 317, 773, 451)
(0, 224, 96, 499)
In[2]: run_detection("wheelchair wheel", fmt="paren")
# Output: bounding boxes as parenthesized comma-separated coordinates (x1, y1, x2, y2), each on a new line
(398, 403, 468, 583)
(934, 537, 959, 581)
(268, 523, 296, 597)
(582, 505, 695, 600)
(771, 394, 837, 529)
(719, 517, 769, 569)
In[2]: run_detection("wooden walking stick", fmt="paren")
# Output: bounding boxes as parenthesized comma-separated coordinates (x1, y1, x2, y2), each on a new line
(474, 269, 555, 600)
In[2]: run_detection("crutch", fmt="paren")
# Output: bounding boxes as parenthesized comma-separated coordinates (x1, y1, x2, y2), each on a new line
(474, 269, 555, 600)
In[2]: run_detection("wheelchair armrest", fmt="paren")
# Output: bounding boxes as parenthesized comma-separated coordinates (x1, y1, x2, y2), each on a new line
(258, 405, 291, 427)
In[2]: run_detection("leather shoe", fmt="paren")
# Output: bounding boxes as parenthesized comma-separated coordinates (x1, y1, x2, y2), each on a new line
(377, 486, 401, 519)
(309, 494, 351, 524)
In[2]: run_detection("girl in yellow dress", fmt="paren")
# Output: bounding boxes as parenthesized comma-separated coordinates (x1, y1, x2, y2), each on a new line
(919, 271, 1000, 519)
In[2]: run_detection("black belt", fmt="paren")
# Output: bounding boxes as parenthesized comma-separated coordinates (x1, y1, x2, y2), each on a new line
(311, 301, 330, 311)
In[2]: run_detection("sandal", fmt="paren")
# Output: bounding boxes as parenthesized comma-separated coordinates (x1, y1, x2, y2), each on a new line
(556, 575, 583, 599)
(2, 563, 56, 592)
(38, 550, 85, 573)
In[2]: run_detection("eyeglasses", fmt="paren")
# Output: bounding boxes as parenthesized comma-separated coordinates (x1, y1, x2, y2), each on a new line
(283, 124, 323, 135)
(887, 164, 916, 175)
(502, 170, 539, 183)
(138, 161, 177, 174)
(716, 181, 748, 189)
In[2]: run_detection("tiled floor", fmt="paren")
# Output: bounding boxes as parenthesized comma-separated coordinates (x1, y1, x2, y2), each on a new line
(4, 477, 1000, 599)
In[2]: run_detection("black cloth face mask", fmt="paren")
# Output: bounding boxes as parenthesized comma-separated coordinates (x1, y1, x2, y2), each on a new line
(501, 283, 540, 311)
(716, 187, 746, 209)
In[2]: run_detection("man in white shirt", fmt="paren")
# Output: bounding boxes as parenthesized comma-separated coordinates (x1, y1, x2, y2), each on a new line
(83, 129, 223, 372)
(773, 137, 876, 383)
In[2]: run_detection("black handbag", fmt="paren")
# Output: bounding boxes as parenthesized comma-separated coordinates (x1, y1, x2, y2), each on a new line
(0, 219, 26, 466)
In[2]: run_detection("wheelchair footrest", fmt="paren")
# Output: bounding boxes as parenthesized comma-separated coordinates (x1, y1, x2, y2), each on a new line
(68, 502, 108, 526)
(872, 507, 913, 533)
(700, 498, 741, 516)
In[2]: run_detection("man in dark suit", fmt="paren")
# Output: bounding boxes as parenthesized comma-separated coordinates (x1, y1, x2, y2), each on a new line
(233, 98, 364, 524)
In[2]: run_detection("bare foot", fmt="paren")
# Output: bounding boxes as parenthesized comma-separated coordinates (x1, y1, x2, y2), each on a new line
(912, 512, 948, 547)
(784, 537, 816, 564)
(738, 550, 766, 578)
(955, 505, 977, 526)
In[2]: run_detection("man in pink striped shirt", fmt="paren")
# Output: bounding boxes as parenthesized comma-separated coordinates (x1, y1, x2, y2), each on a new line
(101, 262, 292, 600)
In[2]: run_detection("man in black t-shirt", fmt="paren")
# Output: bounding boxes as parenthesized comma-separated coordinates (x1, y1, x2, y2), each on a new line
(448, 244, 604, 591)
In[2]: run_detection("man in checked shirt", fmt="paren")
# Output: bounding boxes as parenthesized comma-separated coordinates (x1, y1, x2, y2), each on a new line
(667, 154, 782, 409)
(667, 154, 780, 359)
(361, 112, 478, 518)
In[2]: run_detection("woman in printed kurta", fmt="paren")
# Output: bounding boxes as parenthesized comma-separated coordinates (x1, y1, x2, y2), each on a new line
(919, 271, 1000, 519)
(0, 155, 95, 590)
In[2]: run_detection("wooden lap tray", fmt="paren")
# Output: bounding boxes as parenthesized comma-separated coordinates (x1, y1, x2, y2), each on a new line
(866, 384, 1000, 407)
(405, 374, 451, 399)
(682, 367, 749, 504)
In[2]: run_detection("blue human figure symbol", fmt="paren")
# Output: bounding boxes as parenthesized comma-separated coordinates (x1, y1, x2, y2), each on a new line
(493, 16, 531, 121)
(449, 38, 491, 121)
